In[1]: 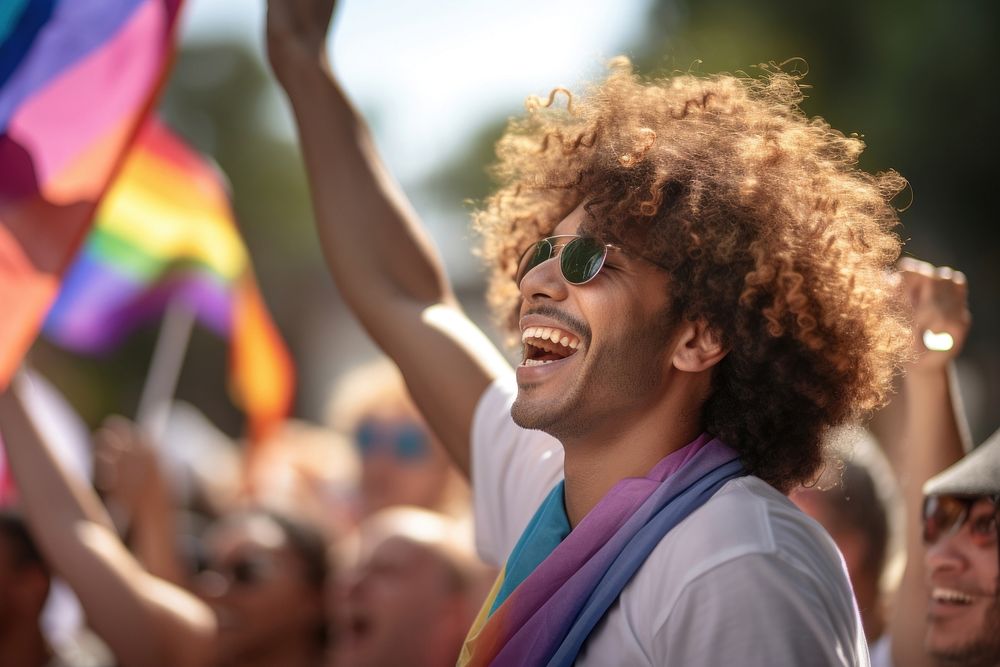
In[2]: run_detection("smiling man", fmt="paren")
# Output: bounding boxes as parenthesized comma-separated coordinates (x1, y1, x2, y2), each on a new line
(920, 430, 1000, 667)
(266, 0, 909, 664)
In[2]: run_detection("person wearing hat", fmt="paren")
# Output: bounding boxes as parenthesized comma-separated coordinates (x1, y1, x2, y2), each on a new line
(919, 429, 1000, 667)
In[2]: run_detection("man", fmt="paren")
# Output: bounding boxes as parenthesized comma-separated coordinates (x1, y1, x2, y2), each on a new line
(332, 506, 493, 667)
(267, 0, 910, 663)
(327, 358, 470, 518)
(918, 429, 1000, 667)
(195, 510, 330, 667)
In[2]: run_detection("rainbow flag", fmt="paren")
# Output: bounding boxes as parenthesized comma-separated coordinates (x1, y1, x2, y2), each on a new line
(0, 0, 183, 389)
(43, 118, 295, 441)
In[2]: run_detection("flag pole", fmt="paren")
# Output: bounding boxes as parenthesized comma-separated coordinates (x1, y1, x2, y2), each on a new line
(136, 298, 196, 442)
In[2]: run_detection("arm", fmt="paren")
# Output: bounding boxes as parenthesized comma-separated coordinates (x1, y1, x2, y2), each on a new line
(266, 0, 510, 476)
(887, 258, 971, 667)
(0, 375, 215, 667)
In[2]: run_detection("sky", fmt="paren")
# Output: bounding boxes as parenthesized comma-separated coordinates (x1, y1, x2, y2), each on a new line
(179, 0, 652, 182)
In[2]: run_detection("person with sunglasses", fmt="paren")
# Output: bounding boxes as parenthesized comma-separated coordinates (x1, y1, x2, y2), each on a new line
(914, 430, 1000, 667)
(327, 358, 471, 519)
(267, 0, 911, 663)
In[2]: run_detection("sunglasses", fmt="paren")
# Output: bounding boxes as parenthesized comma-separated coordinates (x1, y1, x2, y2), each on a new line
(922, 494, 1000, 547)
(355, 420, 429, 462)
(515, 235, 622, 287)
(203, 553, 276, 588)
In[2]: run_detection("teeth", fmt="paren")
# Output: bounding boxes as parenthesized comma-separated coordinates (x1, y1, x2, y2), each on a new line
(520, 326, 581, 350)
(523, 358, 556, 366)
(932, 588, 974, 604)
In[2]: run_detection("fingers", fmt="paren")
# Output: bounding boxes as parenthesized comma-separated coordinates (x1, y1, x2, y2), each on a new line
(895, 257, 972, 364)
(93, 416, 155, 495)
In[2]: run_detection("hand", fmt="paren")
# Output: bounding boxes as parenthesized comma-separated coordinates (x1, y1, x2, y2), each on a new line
(266, 0, 337, 77)
(897, 257, 971, 373)
(93, 416, 162, 527)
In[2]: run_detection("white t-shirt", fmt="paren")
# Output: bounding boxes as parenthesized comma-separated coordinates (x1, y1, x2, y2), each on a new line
(471, 375, 870, 666)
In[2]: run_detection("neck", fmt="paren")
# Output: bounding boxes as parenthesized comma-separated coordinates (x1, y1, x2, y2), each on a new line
(559, 379, 706, 527)
(0, 618, 50, 667)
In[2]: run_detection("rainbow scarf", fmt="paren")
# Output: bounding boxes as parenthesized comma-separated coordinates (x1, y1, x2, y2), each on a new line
(0, 0, 182, 387)
(459, 434, 745, 667)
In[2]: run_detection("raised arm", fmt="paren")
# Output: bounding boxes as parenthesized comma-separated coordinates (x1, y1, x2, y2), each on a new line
(0, 375, 215, 667)
(887, 258, 971, 667)
(266, 0, 510, 476)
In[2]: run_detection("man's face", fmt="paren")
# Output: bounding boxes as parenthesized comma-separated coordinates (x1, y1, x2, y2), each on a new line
(195, 515, 324, 665)
(354, 412, 452, 516)
(335, 535, 463, 667)
(511, 203, 677, 440)
(925, 497, 1000, 666)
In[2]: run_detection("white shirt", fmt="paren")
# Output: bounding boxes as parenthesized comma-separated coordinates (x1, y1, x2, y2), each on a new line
(471, 375, 870, 666)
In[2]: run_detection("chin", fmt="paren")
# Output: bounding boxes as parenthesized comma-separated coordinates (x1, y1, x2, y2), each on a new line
(510, 396, 548, 432)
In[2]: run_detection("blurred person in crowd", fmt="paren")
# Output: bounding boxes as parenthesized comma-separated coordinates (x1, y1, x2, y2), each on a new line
(95, 412, 337, 667)
(196, 510, 330, 667)
(0, 375, 216, 667)
(0, 377, 334, 667)
(328, 358, 469, 519)
(331, 506, 493, 667)
(912, 429, 1000, 667)
(94, 411, 338, 667)
(268, 0, 915, 663)
(878, 259, 976, 667)
(0, 510, 111, 667)
(0, 510, 63, 667)
(792, 434, 900, 658)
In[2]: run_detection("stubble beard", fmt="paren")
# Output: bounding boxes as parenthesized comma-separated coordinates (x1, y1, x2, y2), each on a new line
(511, 314, 674, 442)
(930, 594, 1000, 667)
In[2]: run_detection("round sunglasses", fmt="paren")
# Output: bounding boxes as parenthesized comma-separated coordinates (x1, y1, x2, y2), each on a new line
(922, 494, 1000, 546)
(515, 235, 622, 287)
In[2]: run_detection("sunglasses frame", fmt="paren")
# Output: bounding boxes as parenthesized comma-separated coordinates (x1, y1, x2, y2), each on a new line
(921, 493, 1000, 546)
(515, 235, 622, 287)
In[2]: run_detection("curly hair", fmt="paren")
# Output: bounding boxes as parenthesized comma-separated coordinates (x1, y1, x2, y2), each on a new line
(473, 59, 911, 492)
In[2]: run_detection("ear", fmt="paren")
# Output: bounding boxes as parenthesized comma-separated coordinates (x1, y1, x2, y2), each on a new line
(671, 320, 728, 373)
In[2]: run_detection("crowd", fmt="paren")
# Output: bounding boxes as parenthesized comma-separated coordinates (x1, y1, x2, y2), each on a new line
(0, 0, 997, 665)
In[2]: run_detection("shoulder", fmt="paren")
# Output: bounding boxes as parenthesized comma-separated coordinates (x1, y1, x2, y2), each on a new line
(622, 477, 867, 664)
(643, 476, 846, 584)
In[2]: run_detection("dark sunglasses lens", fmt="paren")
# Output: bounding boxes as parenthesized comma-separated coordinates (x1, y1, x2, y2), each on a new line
(560, 237, 607, 284)
(396, 425, 429, 461)
(923, 495, 968, 544)
(516, 239, 555, 285)
(355, 421, 379, 457)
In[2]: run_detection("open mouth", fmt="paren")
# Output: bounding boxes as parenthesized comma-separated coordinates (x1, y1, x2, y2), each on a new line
(931, 588, 975, 606)
(521, 326, 581, 366)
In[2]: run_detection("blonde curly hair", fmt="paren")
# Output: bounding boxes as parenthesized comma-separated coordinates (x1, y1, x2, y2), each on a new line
(474, 59, 910, 491)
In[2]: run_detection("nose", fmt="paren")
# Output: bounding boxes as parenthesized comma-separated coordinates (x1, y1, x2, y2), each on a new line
(519, 252, 569, 305)
(925, 532, 969, 578)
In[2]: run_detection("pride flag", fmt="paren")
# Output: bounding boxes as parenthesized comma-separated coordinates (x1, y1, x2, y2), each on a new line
(0, 0, 183, 389)
(44, 118, 295, 441)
